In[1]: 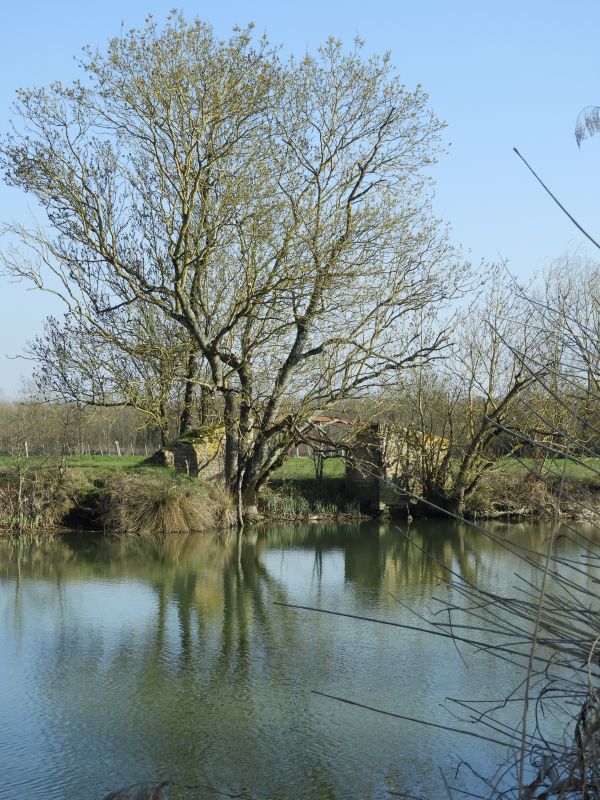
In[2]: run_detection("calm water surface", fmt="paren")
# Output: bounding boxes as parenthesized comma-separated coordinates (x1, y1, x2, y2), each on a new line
(0, 520, 595, 799)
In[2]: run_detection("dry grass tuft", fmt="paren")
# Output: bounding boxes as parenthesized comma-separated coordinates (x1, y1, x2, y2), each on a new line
(205, 482, 236, 529)
(102, 470, 229, 534)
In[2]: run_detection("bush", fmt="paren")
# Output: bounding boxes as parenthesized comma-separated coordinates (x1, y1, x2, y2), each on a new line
(260, 485, 312, 519)
(101, 470, 231, 534)
(260, 478, 361, 519)
(0, 463, 86, 531)
(204, 482, 236, 529)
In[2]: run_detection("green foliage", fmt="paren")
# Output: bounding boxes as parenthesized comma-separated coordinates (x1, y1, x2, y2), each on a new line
(262, 471, 360, 519)
(260, 486, 312, 519)
(270, 457, 345, 480)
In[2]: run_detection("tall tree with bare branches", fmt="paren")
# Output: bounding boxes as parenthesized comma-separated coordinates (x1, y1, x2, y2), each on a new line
(1, 13, 468, 511)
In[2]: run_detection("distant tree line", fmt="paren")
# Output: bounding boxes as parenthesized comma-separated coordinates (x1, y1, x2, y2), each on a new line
(0, 400, 161, 457)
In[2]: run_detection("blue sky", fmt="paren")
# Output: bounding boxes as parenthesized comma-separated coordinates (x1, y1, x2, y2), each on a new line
(1, 0, 599, 395)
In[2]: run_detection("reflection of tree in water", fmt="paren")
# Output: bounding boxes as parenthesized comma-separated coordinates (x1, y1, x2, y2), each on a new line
(0, 519, 580, 637)
(0, 532, 312, 797)
(255, 519, 580, 609)
(207, 534, 293, 688)
(1, 532, 301, 692)
(0, 521, 590, 800)
(343, 520, 493, 591)
(90, 532, 296, 681)
(351, 520, 572, 613)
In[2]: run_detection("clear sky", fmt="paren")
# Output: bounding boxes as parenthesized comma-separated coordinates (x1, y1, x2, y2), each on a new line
(1, 0, 599, 396)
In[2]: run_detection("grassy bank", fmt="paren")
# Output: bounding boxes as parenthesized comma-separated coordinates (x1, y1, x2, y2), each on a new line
(265, 456, 362, 519)
(468, 468, 600, 521)
(0, 455, 356, 536)
(271, 456, 600, 520)
(260, 479, 361, 520)
(0, 459, 233, 536)
(1, 454, 598, 536)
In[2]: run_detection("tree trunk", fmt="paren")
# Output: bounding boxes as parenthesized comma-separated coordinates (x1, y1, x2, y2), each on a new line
(240, 483, 261, 525)
(447, 488, 465, 517)
(179, 351, 197, 436)
(158, 400, 169, 447)
(198, 386, 212, 426)
(421, 483, 466, 517)
(224, 390, 240, 492)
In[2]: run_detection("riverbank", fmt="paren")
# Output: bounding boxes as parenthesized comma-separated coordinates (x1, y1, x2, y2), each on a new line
(0, 455, 598, 536)
(463, 466, 600, 522)
(0, 457, 362, 536)
(272, 456, 600, 522)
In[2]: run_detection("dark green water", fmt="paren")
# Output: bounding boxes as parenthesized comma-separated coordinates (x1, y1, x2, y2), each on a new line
(0, 520, 592, 799)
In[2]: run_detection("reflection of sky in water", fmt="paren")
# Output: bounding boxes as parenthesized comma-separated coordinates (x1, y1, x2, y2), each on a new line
(0, 521, 592, 799)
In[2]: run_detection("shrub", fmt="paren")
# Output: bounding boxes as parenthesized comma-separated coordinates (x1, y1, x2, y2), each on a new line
(0, 463, 85, 531)
(101, 470, 228, 534)
(259, 480, 361, 519)
(260, 485, 312, 519)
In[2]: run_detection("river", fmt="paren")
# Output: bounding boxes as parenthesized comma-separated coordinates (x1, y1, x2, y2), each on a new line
(0, 519, 596, 799)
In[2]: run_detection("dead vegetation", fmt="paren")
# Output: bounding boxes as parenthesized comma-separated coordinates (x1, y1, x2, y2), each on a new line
(102, 470, 234, 535)
(0, 463, 87, 531)
(433, 513, 600, 798)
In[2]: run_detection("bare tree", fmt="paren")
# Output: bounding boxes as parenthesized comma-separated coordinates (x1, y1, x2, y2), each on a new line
(527, 256, 600, 454)
(0, 13, 468, 511)
(27, 303, 217, 446)
(386, 269, 546, 515)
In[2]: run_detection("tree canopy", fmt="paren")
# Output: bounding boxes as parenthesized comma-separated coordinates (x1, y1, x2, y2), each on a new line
(1, 12, 468, 508)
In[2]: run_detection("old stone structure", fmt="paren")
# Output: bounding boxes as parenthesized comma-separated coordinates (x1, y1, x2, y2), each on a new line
(170, 427, 225, 479)
(345, 422, 449, 513)
(344, 423, 408, 512)
(145, 448, 175, 468)
(161, 415, 445, 514)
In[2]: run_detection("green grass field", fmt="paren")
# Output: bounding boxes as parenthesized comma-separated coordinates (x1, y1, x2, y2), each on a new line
(0, 453, 343, 480)
(272, 456, 600, 484)
(0, 453, 599, 486)
(270, 456, 345, 480)
(497, 457, 600, 483)
(0, 454, 147, 471)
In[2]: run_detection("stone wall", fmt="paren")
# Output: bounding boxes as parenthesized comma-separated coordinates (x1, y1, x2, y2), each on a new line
(172, 439, 224, 479)
(344, 425, 384, 512)
(172, 428, 225, 480)
(344, 423, 412, 512)
(145, 448, 175, 468)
